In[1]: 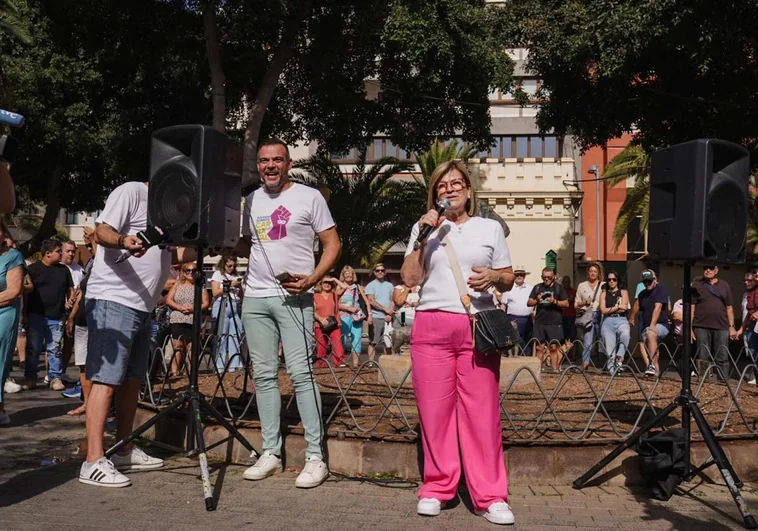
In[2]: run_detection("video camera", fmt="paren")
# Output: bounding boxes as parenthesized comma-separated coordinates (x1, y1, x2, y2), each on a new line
(539, 291, 554, 304)
(0, 108, 24, 163)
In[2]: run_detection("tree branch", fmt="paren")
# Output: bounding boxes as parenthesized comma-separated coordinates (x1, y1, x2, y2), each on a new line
(203, 0, 226, 132)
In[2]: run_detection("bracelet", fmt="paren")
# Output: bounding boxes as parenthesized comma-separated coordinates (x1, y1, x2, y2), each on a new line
(117, 235, 126, 249)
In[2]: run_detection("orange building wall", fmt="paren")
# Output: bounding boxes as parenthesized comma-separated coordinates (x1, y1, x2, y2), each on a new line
(581, 134, 634, 262)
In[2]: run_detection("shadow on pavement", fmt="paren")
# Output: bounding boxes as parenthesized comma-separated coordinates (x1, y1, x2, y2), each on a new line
(0, 460, 80, 508)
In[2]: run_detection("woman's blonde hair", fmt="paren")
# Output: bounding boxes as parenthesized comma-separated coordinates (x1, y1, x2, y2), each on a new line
(427, 160, 478, 216)
(587, 261, 605, 282)
(179, 264, 196, 285)
(339, 265, 356, 283)
(314, 277, 335, 293)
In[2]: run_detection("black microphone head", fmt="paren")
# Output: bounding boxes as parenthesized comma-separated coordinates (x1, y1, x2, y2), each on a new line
(437, 198, 451, 212)
(138, 225, 168, 247)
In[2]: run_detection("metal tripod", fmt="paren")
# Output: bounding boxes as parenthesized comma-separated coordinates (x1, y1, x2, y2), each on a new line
(106, 248, 258, 511)
(573, 264, 757, 529)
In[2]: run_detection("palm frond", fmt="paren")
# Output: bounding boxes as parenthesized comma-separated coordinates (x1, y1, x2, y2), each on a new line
(604, 145, 650, 188)
(611, 177, 649, 251)
(0, 0, 32, 45)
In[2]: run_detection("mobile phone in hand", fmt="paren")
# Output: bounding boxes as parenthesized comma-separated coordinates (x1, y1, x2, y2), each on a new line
(275, 271, 294, 283)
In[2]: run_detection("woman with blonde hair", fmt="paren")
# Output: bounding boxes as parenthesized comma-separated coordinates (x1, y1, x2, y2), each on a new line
(165, 263, 210, 375)
(401, 160, 516, 525)
(338, 265, 372, 368)
(575, 262, 604, 370)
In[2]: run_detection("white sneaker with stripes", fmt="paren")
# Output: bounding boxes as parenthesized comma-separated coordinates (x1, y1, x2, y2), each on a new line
(79, 458, 131, 488)
(110, 446, 164, 470)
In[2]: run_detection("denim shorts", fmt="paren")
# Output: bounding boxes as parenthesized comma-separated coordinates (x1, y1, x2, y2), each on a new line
(85, 299, 152, 385)
(640, 323, 670, 342)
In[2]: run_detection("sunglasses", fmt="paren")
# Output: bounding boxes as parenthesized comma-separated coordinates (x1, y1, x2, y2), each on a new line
(375, 269, 385, 273)
(542, 276, 554, 280)
(184, 268, 197, 273)
(515, 274, 525, 277)
(704, 266, 717, 271)
(607, 278, 618, 282)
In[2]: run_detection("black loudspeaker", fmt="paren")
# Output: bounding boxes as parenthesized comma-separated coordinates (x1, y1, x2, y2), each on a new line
(148, 125, 242, 248)
(648, 139, 750, 264)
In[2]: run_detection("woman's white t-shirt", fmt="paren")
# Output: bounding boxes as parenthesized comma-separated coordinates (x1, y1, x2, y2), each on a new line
(211, 271, 241, 302)
(404, 217, 512, 314)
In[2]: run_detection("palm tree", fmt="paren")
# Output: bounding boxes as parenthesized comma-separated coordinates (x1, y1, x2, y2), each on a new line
(291, 150, 424, 269)
(605, 144, 651, 252)
(0, 0, 32, 45)
(745, 175, 758, 255)
(415, 138, 510, 237)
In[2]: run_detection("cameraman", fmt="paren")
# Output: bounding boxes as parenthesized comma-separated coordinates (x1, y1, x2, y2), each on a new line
(528, 267, 569, 371)
(0, 164, 15, 213)
(210, 254, 243, 372)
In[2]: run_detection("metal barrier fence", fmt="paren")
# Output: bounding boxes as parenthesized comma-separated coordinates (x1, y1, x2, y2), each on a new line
(139, 328, 758, 444)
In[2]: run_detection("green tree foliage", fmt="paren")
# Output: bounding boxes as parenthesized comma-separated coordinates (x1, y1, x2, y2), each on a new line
(602, 145, 651, 252)
(504, 0, 758, 161)
(291, 151, 423, 268)
(0, 0, 31, 45)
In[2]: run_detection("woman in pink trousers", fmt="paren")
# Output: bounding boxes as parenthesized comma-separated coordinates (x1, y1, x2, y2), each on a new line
(401, 160, 516, 525)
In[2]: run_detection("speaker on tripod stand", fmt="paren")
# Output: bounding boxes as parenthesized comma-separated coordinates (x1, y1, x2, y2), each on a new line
(574, 139, 757, 530)
(107, 125, 257, 512)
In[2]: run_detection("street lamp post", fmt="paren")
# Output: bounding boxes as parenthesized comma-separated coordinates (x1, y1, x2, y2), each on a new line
(589, 164, 602, 260)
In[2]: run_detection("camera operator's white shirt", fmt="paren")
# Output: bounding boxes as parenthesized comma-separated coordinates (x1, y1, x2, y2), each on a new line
(242, 183, 334, 298)
(86, 182, 172, 313)
(211, 271, 241, 302)
(405, 217, 512, 314)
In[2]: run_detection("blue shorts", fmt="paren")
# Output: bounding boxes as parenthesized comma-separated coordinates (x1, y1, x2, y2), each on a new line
(640, 324, 670, 342)
(85, 299, 152, 386)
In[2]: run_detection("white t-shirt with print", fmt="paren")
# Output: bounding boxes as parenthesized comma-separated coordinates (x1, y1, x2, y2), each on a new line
(242, 183, 335, 298)
(66, 263, 84, 289)
(86, 181, 172, 313)
(404, 217, 512, 314)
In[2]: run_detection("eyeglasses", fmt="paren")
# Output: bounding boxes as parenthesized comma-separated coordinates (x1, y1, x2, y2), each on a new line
(542, 276, 554, 280)
(607, 278, 618, 282)
(515, 274, 525, 278)
(375, 269, 385, 273)
(704, 266, 717, 271)
(435, 179, 467, 194)
(184, 268, 197, 273)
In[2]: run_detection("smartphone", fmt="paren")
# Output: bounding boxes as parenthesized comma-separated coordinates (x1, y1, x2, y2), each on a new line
(275, 271, 294, 283)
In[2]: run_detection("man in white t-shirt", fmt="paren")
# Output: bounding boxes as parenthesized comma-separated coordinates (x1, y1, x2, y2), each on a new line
(503, 267, 533, 355)
(234, 138, 341, 489)
(79, 180, 196, 489)
(60, 240, 84, 379)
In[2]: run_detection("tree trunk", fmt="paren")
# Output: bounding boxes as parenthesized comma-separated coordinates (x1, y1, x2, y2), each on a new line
(242, 0, 314, 191)
(22, 165, 62, 255)
(203, 0, 225, 132)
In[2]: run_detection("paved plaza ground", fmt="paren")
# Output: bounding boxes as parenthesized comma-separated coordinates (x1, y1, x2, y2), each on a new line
(2, 367, 758, 530)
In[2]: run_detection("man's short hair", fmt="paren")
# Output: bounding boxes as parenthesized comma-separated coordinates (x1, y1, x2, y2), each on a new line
(258, 138, 290, 159)
(62, 240, 76, 249)
(542, 267, 555, 275)
(41, 239, 61, 255)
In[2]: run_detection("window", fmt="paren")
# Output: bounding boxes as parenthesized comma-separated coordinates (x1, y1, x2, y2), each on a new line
(372, 138, 383, 159)
(65, 211, 79, 225)
(516, 137, 529, 158)
(385, 139, 399, 159)
(544, 137, 558, 158)
(521, 79, 538, 97)
(627, 216, 646, 257)
(530, 137, 543, 158)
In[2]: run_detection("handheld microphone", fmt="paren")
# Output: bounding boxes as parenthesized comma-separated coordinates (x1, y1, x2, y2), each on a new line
(413, 198, 451, 250)
(115, 225, 169, 264)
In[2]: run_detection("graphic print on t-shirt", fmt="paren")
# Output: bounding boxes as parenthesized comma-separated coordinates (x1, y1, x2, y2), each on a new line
(256, 205, 291, 241)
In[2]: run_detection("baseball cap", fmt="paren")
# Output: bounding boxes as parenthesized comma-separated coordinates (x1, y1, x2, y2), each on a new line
(640, 270, 655, 282)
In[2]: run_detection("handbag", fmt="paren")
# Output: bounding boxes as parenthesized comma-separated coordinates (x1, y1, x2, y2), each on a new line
(575, 282, 601, 329)
(321, 316, 339, 334)
(441, 231, 521, 355)
(351, 285, 367, 322)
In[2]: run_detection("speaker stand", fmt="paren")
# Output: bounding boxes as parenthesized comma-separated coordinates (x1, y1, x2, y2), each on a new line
(106, 247, 258, 511)
(573, 264, 757, 530)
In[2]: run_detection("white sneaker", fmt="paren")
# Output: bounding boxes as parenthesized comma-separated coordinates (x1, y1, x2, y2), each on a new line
(295, 455, 329, 488)
(79, 458, 131, 488)
(417, 497, 444, 516)
(645, 364, 657, 377)
(4, 378, 21, 394)
(748, 377, 757, 385)
(44, 375, 49, 384)
(110, 446, 164, 470)
(477, 501, 515, 525)
(0, 412, 10, 426)
(243, 451, 282, 481)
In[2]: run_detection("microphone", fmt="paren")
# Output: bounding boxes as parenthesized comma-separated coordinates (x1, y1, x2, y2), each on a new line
(413, 198, 451, 250)
(115, 225, 169, 264)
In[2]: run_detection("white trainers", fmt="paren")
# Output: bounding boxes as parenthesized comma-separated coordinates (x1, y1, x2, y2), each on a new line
(477, 501, 515, 525)
(110, 446, 164, 470)
(645, 364, 657, 377)
(748, 377, 757, 385)
(417, 497, 444, 516)
(0, 411, 10, 426)
(4, 378, 21, 394)
(295, 455, 329, 488)
(79, 458, 131, 488)
(243, 451, 282, 481)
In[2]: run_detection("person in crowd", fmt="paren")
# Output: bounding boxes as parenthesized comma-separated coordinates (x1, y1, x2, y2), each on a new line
(692, 264, 737, 380)
(738, 272, 758, 384)
(23, 239, 74, 391)
(337, 265, 371, 368)
(528, 267, 569, 371)
(599, 270, 630, 375)
(314, 276, 346, 367)
(64, 228, 97, 414)
(0, 219, 25, 425)
(60, 239, 86, 390)
(80, 180, 196, 488)
(210, 254, 244, 373)
(401, 160, 515, 525)
(561, 276, 577, 352)
(165, 263, 210, 376)
(3, 235, 31, 396)
(365, 262, 395, 362)
(575, 262, 604, 370)
(502, 267, 532, 355)
(671, 298, 685, 344)
(235, 138, 340, 489)
(392, 283, 420, 353)
(629, 269, 671, 377)
(0, 163, 15, 213)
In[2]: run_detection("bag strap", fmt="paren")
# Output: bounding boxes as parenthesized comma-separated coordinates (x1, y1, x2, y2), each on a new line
(590, 282, 601, 304)
(441, 230, 472, 318)
(702, 280, 727, 306)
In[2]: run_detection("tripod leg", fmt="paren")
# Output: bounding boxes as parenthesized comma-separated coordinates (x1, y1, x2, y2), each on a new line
(690, 403, 757, 530)
(106, 394, 188, 457)
(190, 393, 216, 511)
(199, 395, 256, 453)
(573, 401, 679, 489)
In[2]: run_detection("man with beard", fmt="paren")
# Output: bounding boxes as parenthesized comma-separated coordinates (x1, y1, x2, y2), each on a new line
(234, 138, 341, 489)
